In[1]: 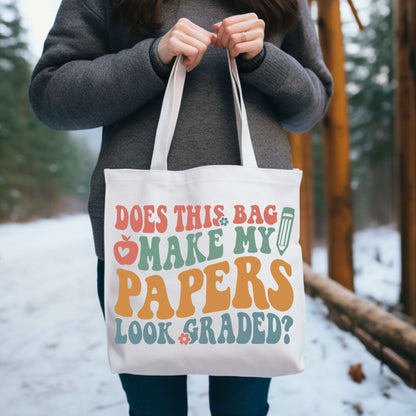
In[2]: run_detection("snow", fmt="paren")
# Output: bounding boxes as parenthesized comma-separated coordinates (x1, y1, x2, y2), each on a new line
(312, 225, 402, 307)
(1, 216, 415, 415)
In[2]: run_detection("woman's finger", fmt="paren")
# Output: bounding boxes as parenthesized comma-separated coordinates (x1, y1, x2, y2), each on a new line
(219, 12, 259, 27)
(169, 36, 199, 63)
(218, 19, 264, 50)
(229, 38, 263, 59)
(212, 22, 222, 49)
(158, 18, 216, 69)
(228, 27, 264, 52)
(214, 12, 259, 49)
(213, 13, 265, 59)
(169, 32, 207, 69)
(173, 18, 216, 70)
(175, 32, 217, 70)
(177, 17, 215, 39)
(171, 29, 209, 54)
(175, 18, 214, 48)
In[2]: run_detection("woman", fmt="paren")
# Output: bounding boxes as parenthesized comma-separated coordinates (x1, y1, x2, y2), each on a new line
(29, 0, 333, 414)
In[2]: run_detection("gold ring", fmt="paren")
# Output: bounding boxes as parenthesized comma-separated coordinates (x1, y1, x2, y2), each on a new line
(241, 32, 247, 42)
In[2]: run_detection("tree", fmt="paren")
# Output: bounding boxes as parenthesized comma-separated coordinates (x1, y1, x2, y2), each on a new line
(345, 0, 396, 228)
(313, 0, 396, 237)
(0, 1, 95, 221)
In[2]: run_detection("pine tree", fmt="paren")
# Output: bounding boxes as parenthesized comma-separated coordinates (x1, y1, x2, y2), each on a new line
(312, 0, 395, 237)
(0, 1, 95, 221)
(345, 0, 396, 227)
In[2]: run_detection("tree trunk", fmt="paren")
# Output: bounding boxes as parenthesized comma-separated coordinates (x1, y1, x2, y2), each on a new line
(395, 0, 416, 320)
(317, 0, 354, 290)
(304, 262, 416, 361)
(287, 131, 314, 265)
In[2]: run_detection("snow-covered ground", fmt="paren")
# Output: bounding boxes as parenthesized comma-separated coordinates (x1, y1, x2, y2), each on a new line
(313, 226, 402, 308)
(1, 216, 415, 416)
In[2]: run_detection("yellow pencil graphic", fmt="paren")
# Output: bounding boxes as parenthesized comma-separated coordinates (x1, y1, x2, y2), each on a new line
(277, 207, 295, 255)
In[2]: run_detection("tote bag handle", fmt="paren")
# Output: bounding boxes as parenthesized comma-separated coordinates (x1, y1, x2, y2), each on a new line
(150, 51, 258, 170)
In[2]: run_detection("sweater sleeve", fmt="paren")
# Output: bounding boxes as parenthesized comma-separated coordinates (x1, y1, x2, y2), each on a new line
(29, 0, 169, 130)
(236, 0, 333, 134)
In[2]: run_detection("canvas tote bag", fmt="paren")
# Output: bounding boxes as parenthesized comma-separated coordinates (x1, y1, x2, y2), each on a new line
(104, 52, 305, 377)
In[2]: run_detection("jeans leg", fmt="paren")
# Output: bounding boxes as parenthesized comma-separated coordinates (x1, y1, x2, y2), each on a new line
(209, 375, 271, 416)
(97, 258, 105, 318)
(119, 373, 187, 416)
(96, 258, 188, 416)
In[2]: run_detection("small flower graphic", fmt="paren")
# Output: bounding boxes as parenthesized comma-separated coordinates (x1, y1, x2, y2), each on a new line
(219, 216, 229, 226)
(178, 332, 191, 345)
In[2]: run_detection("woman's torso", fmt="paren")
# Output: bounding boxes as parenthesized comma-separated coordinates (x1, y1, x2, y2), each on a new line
(88, 0, 294, 258)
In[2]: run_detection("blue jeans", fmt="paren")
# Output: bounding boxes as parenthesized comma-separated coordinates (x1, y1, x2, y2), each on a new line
(97, 259, 271, 416)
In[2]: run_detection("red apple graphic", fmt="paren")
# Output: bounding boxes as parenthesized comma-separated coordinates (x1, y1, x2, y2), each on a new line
(113, 235, 139, 265)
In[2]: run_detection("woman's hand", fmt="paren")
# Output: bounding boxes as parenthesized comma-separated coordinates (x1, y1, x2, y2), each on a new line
(213, 13, 265, 60)
(158, 18, 217, 71)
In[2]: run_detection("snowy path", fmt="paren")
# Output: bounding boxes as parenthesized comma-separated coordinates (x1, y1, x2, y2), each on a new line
(1, 215, 415, 416)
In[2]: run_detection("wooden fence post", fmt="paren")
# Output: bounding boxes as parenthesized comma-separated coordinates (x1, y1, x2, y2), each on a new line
(316, 0, 354, 290)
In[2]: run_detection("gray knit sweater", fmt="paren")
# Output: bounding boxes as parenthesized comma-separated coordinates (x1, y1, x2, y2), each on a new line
(29, 0, 333, 260)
